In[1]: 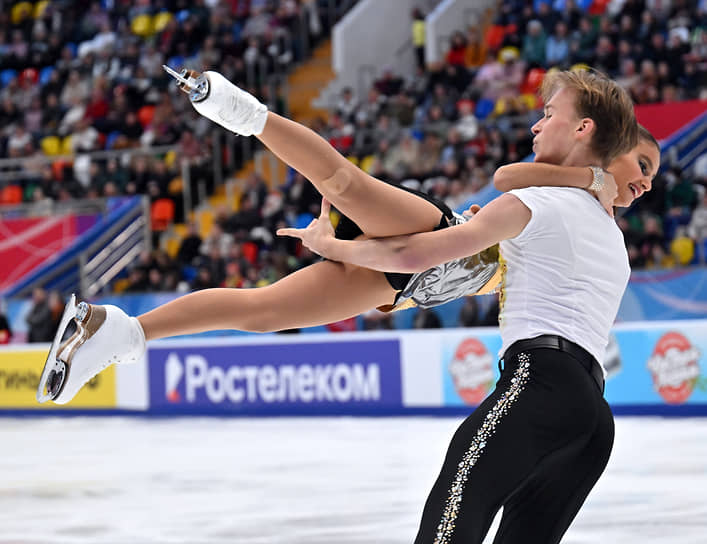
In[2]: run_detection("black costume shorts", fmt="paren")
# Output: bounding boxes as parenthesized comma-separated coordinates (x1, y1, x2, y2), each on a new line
(333, 184, 455, 291)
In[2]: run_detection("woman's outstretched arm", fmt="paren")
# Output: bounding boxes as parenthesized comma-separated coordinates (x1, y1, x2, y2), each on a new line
(493, 162, 616, 214)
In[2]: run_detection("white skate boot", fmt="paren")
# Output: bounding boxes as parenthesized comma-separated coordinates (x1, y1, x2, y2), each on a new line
(36, 295, 146, 405)
(163, 65, 268, 136)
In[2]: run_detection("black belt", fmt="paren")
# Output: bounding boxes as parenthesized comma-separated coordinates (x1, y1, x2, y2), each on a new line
(502, 335, 605, 394)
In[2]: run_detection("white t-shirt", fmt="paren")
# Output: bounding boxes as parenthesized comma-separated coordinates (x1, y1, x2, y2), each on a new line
(498, 187, 630, 367)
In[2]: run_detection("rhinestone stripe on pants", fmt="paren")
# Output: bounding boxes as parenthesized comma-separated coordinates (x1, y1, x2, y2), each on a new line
(433, 354, 531, 544)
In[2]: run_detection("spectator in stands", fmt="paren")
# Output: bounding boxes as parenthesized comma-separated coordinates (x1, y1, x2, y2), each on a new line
(47, 290, 65, 335)
(665, 166, 699, 238)
(7, 125, 32, 158)
(0, 299, 12, 344)
(458, 296, 484, 327)
(639, 215, 668, 265)
(546, 21, 571, 67)
(335, 87, 358, 123)
(687, 192, 707, 252)
(570, 16, 597, 64)
(523, 20, 547, 67)
(25, 287, 53, 343)
(413, 307, 443, 328)
(191, 265, 217, 291)
(124, 267, 148, 293)
(482, 294, 500, 326)
(464, 26, 486, 71)
(200, 222, 233, 260)
(411, 7, 426, 70)
(146, 268, 165, 292)
(362, 308, 394, 330)
(374, 67, 404, 97)
(446, 32, 469, 67)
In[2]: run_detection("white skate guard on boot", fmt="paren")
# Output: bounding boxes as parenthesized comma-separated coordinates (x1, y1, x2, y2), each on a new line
(36, 295, 146, 404)
(163, 65, 268, 136)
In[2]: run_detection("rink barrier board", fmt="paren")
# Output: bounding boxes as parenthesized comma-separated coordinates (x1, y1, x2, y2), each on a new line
(1, 321, 706, 416)
(0, 346, 118, 409)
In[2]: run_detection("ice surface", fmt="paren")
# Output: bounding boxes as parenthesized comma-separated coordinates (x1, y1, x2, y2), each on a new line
(0, 417, 705, 543)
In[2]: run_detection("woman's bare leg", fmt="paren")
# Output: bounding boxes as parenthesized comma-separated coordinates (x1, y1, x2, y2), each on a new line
(258, 113, 443, 237)
(138, 261, 397, 340)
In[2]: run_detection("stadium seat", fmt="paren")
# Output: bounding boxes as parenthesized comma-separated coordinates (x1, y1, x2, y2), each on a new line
(60, 135, 73, 155)
(493, 97, 510, 117)
(241, 241, 258, 264)
(475, 98, 495, 120)
(0, 185, 23, 205)
(39, 66, 55, 86)
(0, 69, 17, 88)
(104, 131, 122, 150)
(167, 55, 185, 69)
(151, 198, 176, 231)
(484, 24, 506, 50)
(153, 11, 174, 33)
(671, 236, 695, 266)
(176, 9, 190, 23)
(167, 176, 183, 196)
(164, 150, 177, 168)
(520, 67, 546, 95)
(571, 63, 591, 73)
(40, 135, 61, 156)
(137, 105, 155, 127)
(11, 2, 32, 25)
(112, 278, 131, 294)
(295, 213, 314, 229)
(519, 93, 538, 110)
(52, 160, 70, 180)
(131, 14, 154, 37)
(33, 0, 50, 18)
(20, 68, 38, 86)
(359, 155, 376, 173)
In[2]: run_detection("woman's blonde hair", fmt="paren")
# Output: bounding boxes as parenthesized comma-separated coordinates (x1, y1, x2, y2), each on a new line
(541, 69, 638, 167)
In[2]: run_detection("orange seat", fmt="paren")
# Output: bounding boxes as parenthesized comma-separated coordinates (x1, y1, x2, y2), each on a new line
(151, 198, 175, 231)
(138, 105, 155, 128)
(520, 67, 546, 95)
(242, 241, 258, 264)
(1, 185, 23, 205)
(484, 24, 506, 50)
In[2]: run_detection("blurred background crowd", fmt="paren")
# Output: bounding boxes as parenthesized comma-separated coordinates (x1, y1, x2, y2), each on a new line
(0, 0, 705, 340)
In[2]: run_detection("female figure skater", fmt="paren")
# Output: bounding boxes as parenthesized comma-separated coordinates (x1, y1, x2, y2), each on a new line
(37, 69, 658, 409)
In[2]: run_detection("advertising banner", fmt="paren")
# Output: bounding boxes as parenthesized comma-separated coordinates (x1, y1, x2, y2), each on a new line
(0, 348, 117, 409)
(148, 339, 402, 414)
(436, 322, 707, 415)
(440, 330, 503, 407)
(607, 323, 707, 410)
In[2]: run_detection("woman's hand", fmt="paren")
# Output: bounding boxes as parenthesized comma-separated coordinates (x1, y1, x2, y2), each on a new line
(462, 204, 481, 219)
(277, 198, 337, 257)
(590, 170, 617, 217)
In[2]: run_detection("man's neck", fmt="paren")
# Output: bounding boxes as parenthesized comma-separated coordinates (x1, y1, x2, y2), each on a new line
(562, 147, 604, 168)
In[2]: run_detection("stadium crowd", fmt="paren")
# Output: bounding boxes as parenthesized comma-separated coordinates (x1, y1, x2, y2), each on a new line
(0, 0, 706, 334)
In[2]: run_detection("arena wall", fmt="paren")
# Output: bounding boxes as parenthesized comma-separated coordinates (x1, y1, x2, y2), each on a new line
(1, 321, 705, 416)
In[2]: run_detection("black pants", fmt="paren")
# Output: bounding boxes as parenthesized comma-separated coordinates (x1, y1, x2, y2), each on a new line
(414, 348, 614, 544)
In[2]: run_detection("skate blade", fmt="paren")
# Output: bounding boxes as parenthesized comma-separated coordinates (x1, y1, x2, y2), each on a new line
(162, 64, 210, 102)
(36, 294, 79, 403)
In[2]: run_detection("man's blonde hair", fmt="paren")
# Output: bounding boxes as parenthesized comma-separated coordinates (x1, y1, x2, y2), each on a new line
(540, 70, 638, 167)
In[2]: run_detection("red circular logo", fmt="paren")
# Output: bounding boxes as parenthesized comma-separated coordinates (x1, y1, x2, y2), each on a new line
(449, 338, 494, 405)
(646, 332, 701, 404)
